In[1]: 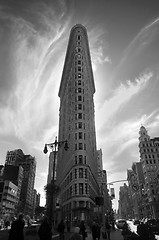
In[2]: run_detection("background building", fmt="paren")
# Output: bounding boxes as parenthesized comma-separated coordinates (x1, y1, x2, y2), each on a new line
(5, 149, 36, 216)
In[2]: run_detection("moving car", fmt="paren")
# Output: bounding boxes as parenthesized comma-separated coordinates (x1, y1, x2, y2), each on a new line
(116, 219, 127, 229)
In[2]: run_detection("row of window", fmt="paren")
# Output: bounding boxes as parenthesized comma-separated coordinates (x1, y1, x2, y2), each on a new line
(62, 200, 91, 213)
(75, 103, 85, 111)
(144, 155, 159, 160)
(62, 183, 88, 201)
(142, 148, 159, 153)
(75, 113, 85, 120)
(62, 166, 88, 189)
(75, 132, 85, 140)
(75, 143, 86, 150)
(141, 142, 159, 147)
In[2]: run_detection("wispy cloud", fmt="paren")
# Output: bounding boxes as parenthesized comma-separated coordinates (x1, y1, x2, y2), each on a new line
(96, 71, 153, 130)
(88, 26, 110, 70)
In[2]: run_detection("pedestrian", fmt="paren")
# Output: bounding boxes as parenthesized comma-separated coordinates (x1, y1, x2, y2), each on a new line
(8, 213, 25, 240)
(38, 217, 52, 240)
(137, 221, 156, 240)
(105, 220, 111, 240)
(91, 221, 98, 240)
(79, 220, 87, 240)
(121, 222, 131, 240)
(5, 220, 10, 230)
(96, 222, 101, 240)
(69, 226, 82, 240)
(57, 219, 65, 240)
(101, 223, 107, 239)
(66, 219, 71, 232)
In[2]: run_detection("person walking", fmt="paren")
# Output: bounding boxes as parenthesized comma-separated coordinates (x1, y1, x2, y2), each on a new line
(38, 217, 52, 240)
(69, 226, 82, 240)
(105, 220, 111, 240)
(96, 222, 101, 240)
(91, 221, 98, 240)
(137, 221, 156, 240)
(8, 213, 25, 240)
(57, 219, 65, 240)
(79, 221, 87, 240)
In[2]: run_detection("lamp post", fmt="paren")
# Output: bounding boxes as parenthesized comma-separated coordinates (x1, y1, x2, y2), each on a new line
(43, 136, 68, 227)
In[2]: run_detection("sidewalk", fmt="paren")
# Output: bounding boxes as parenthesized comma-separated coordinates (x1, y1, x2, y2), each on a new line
(86, 229, 123, 240)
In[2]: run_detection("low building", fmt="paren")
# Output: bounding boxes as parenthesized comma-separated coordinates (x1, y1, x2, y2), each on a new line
(0, 180, 18, 219)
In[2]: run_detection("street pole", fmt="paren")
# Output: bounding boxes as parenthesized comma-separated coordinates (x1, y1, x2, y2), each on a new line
(43, 137, 68, 228)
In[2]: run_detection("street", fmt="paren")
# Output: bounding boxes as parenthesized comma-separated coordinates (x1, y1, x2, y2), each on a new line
(0, 227, 123, 240)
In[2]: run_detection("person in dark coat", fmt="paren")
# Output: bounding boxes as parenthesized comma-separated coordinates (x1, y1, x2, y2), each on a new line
(96, 222, 101, 240)
(8, 213, 25, 240)
(79, 221, 87, 240)
(57, 219, 65, 240)
(91, 221, 98, 240)
(38, 217, 52, 240)
(105, 220, 111, 240)
(69, 227, 82, 240)
(137, 221, 156, 240)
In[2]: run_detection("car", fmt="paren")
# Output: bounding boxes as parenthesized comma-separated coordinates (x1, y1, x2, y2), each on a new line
(145, 219, 159, 234)
(133, 219, 140, 225)
(116, 219, 127, 229)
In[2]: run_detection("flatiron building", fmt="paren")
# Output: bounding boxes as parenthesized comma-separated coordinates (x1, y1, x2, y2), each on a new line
(56, 24, 100, 222)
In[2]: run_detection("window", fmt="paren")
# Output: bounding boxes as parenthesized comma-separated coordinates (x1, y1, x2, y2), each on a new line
(75, 169, 77, 179)
(79, 143, 83, 150)
(78, 60, 81, 65)
(78, 80, 81, 85)
(79, 168, 83, 178)
(78, 95, 82, 101)
(75, 133, 77, 140)
(75, 144, 77, 150)
(78, 73, 81, 78)
(70, 186, 72, 196)
(75, 156, 77, 164)
(79, 132, 82, 139)
(78, 122, 82, 129)
(78, 88, 82, 93)
(77, 35, 81, 40)
(75, 184, 77, 195)
(85, 183, 88, 194)
(79, 155, 83, 164)
(78, 113, 82, 119)
(78, 66, 81, 71)
(78, 104, 82, 110)
(85, 169, 88, 178)
(70, 172, 72, 181)
(79, 183, 84, 194)
(73, 201, 77, 208)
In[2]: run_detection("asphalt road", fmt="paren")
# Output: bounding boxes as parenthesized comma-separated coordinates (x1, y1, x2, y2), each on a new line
(0, 228, 124, 240)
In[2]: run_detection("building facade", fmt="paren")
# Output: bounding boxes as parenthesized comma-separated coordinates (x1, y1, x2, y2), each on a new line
(139, 126, 159, 218)
(0, 180, 18, 219)
(56, 24, 100, 223)
(5, 149, 36, 216)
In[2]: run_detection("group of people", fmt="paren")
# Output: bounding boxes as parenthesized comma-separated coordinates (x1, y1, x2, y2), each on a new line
(7, 213, 113, 240)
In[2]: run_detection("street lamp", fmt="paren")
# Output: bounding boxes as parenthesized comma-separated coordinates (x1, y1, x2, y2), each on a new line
(43, 136, 68, 227)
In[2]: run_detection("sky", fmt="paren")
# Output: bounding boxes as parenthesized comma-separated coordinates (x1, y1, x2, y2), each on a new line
(0, 0, 159, 210)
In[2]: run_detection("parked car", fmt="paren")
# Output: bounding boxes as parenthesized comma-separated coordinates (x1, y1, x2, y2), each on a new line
(145, 219, 159, 234)
(133, 219, 140, 225)
(116, 219, 127, 229)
